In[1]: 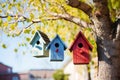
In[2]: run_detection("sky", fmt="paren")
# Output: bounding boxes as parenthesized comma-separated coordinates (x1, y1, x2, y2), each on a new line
(0, 30, 71, 73)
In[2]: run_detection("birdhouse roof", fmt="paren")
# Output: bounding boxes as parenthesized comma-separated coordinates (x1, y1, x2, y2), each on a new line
(69, 31, 93, 52)
(30, 30, 50, 45)
(46, 34, 67, 50)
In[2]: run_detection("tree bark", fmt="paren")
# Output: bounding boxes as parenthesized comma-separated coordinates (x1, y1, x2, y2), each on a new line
(96, 37, 120, 80)
(93, 0, 120, 80)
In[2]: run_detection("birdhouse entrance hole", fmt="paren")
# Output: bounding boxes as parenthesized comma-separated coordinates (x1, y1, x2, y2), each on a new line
(37, 41, 40, 45)
(55, 43, 59, 47)
(78, 43, 83, 48)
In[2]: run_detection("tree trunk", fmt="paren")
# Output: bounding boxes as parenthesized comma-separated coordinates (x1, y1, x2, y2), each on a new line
(96, 37, 120, 80)
(92, 0, 120, 79)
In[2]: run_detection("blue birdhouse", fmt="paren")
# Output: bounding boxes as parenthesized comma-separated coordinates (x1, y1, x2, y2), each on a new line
(30, 30, 50, 58)
(46, 35, 67, 61)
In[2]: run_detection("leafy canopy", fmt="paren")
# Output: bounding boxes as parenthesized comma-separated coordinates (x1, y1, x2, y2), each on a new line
(0, 0, 119, 55)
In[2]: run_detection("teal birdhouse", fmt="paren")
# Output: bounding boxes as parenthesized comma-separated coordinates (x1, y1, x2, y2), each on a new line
(46, 35, 67, 61)
(30, 30, 50, 58)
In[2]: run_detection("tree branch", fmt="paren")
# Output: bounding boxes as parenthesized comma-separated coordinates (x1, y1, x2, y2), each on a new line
(0, 14, 60, 35)
(0, 15, 15, 18)
(17, 17, 60, 35)
(47, 11, 93, 28)
(67, 0, 92, 16)
(18, 22, 34, 35)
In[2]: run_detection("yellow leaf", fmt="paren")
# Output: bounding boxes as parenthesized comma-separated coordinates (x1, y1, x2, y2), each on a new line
(26, 37, 30, 41)
(10, 24, 15, 30)
(30, 13, 34, 19)
(0, 10, 2, 13)
(7, 16, 11, 21)
(32, 30, 35, 34)
(35, 26, 41, 30)
(3, 22, 8, 27)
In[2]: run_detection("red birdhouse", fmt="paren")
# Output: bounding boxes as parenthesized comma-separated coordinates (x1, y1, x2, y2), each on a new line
(69, 31, 93, 64)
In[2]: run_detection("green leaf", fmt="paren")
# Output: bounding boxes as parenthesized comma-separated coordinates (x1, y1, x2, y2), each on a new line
(111, 0, 120, 9)
(0, 10, 2, 13)
(16, 2, 22, 12)
(14, 48, 18, 53)
(26, 18, 31, 22)
(0, 19, 3, 26)
(3, 22, 8, 27)
(10, 24, 16, 30)
(2, 44, 7, 49)
(26, 37, 30, 41)
(13, 0, 16, 2)
(32, 30, 35, 34)
(24, 29, 31, 34)
(30, 13, 34, 19)
(2, 3, 6, 8)
(90, 40, 95, 45)
(8, 4, 12, 9)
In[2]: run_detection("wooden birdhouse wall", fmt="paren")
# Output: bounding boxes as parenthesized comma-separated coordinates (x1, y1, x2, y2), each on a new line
(49, 38, 64, 61)
(32, 37, 44, 56)
(73, 37, 90, 64)
(31, 33, 40, 47)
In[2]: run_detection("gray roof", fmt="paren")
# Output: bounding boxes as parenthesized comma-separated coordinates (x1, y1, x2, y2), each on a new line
(30, 30, 50, 45)
(37, 30, 50, 44)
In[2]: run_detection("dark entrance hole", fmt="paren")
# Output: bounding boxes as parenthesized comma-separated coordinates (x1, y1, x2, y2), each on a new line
(78, 43, 83, 48)
(55, 43, 59, 48)
(36, 41, 40, 45)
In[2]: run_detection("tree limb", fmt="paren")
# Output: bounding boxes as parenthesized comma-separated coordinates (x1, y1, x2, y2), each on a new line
(0, 15, 15, 18)
(67, 0, 92, 16)
(0, 11, 92, 29)
(17, 17, 60, 35)
(47, 11, 93, 28)
(18, 22, 34, 35)
(43, 0, 92, 28)
(0, 14, 60, 35)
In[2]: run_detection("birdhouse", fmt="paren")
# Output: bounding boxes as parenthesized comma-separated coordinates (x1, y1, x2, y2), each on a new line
(30, 30, 50, 58)
(69, 31, 93, 64)
(46, 34, 67, 61)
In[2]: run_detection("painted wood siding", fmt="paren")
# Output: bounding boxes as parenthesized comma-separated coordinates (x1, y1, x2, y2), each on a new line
(32, 37, 44, 56)
(49, 38, 64, 61)
(73, 37, 90, 64)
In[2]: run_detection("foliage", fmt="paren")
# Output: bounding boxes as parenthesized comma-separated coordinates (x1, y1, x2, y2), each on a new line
(0, 0, 80, 52)
(2, 43, 7, 49)
(53, 69, 69, 80)
(108, 0, 120, 21)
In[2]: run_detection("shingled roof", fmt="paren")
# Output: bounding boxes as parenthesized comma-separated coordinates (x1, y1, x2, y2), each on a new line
(30, 30, 50, 45)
